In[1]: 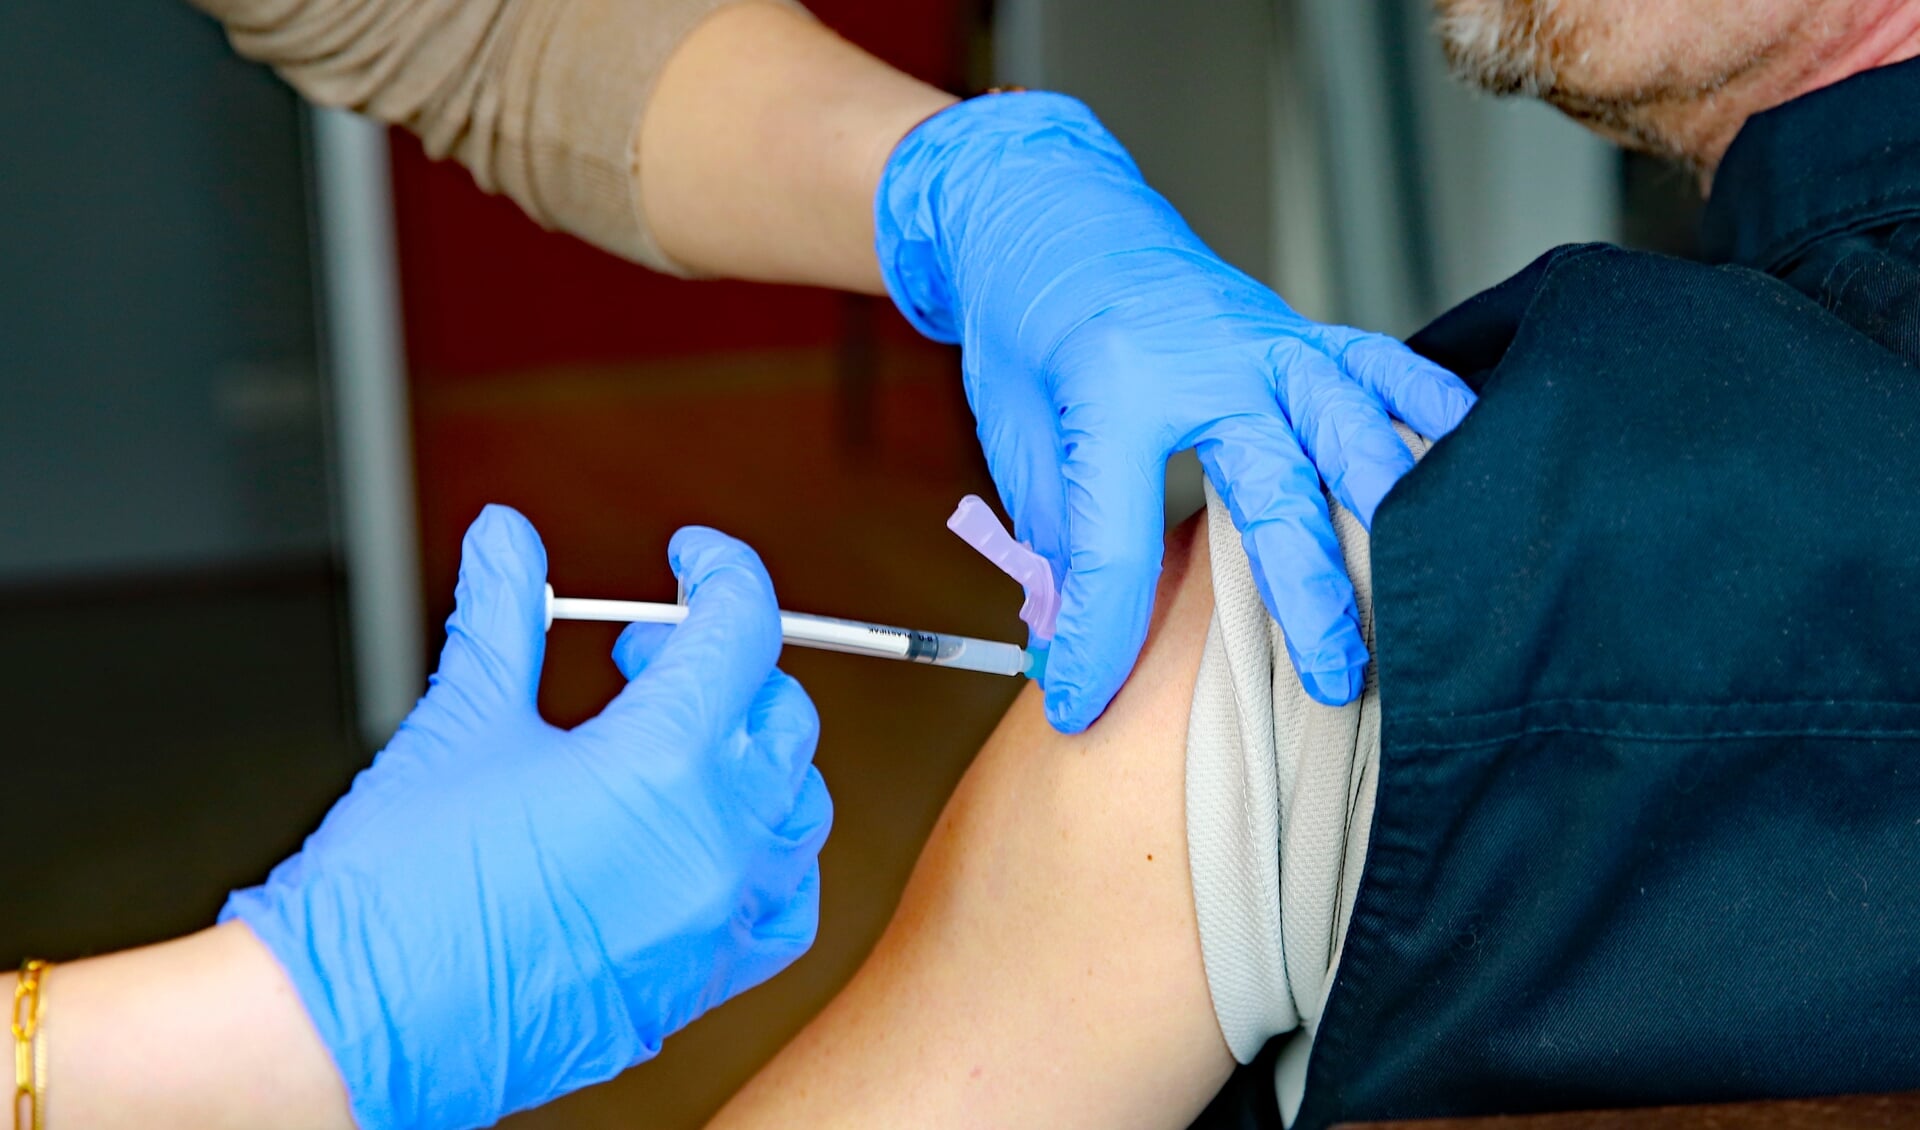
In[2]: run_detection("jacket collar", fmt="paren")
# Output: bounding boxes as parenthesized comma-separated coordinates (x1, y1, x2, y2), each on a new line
(1702, 56, 1920, 271)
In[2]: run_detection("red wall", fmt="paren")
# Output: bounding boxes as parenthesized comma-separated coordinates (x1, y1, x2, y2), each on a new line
(394, 1, 982, 723)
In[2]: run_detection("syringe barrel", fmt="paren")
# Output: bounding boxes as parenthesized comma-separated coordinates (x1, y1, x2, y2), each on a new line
(776, 611, 914, 659)
(922, 634, 1030, 676)
(546, 589, 1026, 676)
(905, 631, 944, 663)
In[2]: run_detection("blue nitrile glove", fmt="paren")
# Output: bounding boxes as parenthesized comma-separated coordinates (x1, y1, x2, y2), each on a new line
(875, 92, 1476, 731)
(221, 506, 831, 1130)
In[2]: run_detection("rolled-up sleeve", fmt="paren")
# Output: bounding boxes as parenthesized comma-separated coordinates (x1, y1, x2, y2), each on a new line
(191, 0, 801, 272)
(1185, 424, 1428, 1121)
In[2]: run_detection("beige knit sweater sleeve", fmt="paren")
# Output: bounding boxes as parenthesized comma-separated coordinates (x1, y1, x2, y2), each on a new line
(192, 0, 801, 272)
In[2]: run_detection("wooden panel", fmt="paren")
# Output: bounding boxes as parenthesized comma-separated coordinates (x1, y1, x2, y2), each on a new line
(1337, 1093, 1920, 1130)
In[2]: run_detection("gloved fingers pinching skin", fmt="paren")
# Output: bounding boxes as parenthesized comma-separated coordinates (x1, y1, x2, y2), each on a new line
(1042, 415, 1169, 733)
(875, 90, 1477, 728)
(1195, 413, 1367, 707)
(1269, 338, 1417, 530)
(1318, 327, 1476, 442)
(965, 362, 1072, 574)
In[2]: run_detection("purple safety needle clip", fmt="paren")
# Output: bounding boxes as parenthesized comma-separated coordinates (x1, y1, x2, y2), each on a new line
(946, 495, 1059, 643)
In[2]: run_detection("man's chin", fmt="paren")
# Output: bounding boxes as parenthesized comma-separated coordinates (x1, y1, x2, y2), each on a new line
(1434, 0, 1560, 98)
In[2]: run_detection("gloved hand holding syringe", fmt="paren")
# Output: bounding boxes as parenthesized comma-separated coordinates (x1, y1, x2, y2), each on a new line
(546, 495, 1059, 681)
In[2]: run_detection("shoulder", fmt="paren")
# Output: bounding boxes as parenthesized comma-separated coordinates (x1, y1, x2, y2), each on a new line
(1378, 240, 1920, 729)
(1407, 242, 1823, 392)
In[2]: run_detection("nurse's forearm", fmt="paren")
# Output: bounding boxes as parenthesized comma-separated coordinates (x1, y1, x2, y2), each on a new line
(4, 922, 352, 1130)
(639, 2, 958, 292)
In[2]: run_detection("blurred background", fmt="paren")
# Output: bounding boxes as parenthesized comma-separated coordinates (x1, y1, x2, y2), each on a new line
(0, 0, 1701, 1125)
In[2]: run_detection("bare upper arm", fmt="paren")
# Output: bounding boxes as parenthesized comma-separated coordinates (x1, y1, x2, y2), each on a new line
(708, 512, 1233, 1130)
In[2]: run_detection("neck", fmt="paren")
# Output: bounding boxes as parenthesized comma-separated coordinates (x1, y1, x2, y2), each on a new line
(1784, 1, 1920, 104)
(1695, 1, 1920, 182)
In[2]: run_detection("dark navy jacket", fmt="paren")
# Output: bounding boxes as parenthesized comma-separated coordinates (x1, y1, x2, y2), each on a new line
(1196, 57, 1920, 1130)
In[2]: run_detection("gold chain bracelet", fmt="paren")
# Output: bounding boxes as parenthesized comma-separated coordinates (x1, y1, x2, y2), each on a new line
(12, 960, 48, 1130)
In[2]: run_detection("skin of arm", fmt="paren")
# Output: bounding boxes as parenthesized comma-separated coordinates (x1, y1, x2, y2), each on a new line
(0, 517, 1224, 1130)
(707, 512, 1235, 1130)
(638, 1, 957, 291)
(3, 922, 353, 1130)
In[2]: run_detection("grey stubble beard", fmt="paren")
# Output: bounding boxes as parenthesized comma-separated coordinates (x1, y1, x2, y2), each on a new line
(1431, 0, 1761, 172)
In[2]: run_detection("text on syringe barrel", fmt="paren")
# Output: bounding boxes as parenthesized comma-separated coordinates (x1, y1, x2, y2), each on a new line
(775, 612, 917, 658)
(764, 615, 966, 667)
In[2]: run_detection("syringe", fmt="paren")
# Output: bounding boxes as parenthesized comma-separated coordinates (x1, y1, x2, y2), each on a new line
(544, 585, 1040, 678)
